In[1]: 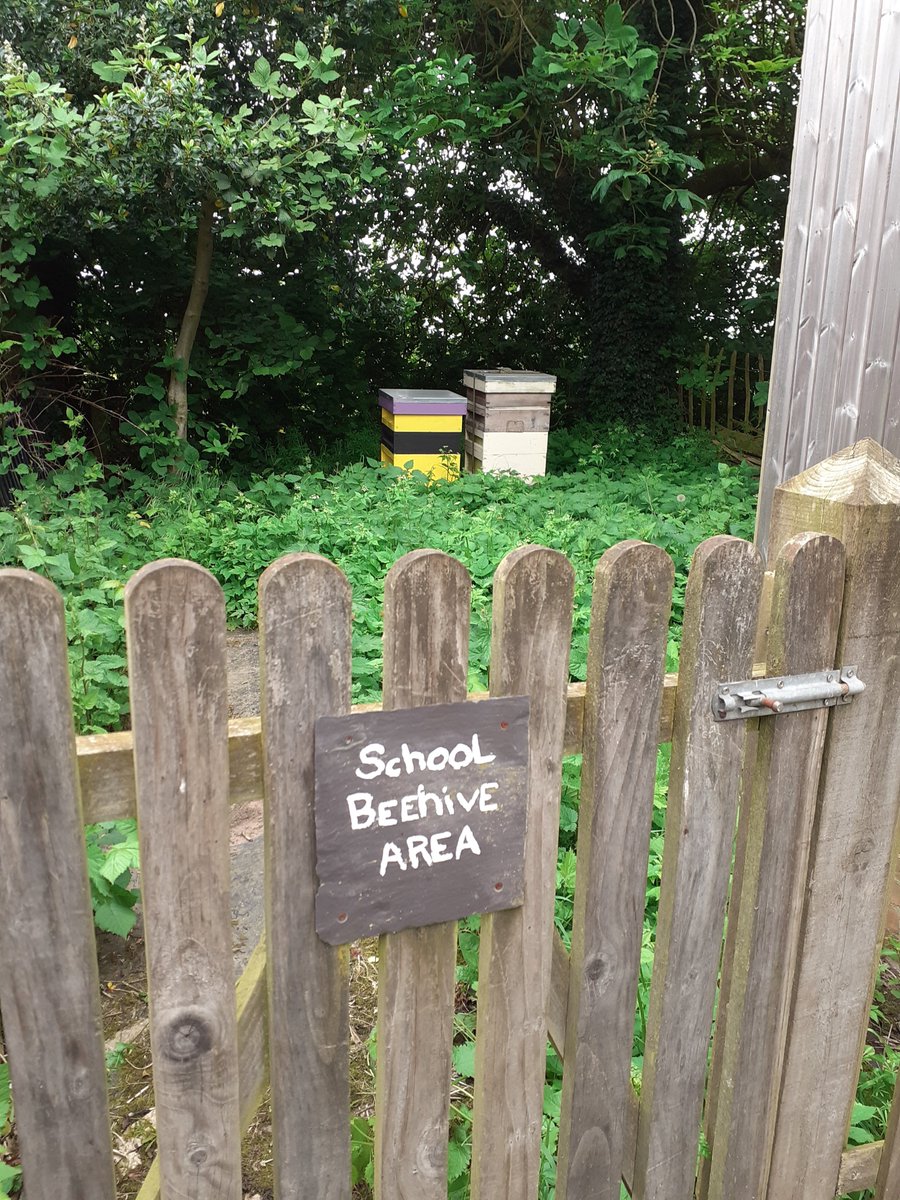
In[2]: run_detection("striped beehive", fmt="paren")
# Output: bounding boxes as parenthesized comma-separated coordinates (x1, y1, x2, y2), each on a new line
(463, 369, 556, 477)
(379, 388, 468, 480)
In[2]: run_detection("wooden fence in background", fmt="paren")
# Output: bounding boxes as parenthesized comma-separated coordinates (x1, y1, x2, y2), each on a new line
(679, 348, 768, 462)
(2, 440, 900, 1200)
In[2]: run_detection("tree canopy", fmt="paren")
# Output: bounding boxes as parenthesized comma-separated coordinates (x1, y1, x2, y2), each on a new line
(0, 0, 805, 451)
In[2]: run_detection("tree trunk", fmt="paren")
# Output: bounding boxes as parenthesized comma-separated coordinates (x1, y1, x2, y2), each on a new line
(167, 196, 214, 441)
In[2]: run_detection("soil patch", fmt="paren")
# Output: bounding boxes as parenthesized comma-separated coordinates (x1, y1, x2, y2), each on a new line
(226, 629, 266, 972)
(226, 629, 261, 719)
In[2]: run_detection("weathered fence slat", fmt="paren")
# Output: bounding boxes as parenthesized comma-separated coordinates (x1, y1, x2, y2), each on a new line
(694, 701, 760, 1200)
(125, 560, 241, 1200)
(764, 440, 900, 1200)
(0, 570, 117, 1200)
(135, 937, 269, 1200)
(373, 550, 471, 1199)
(839, 1143, 884, 1195)
(470, 545, 575, 1200)
(232, 936, 270, 1132)
(555, 541, 673, 1200)
(259, 553, 352, 1197)
(704, 533, 845, 1200)
(632, 536, 763, 1200)
(76, 717, 261, 824)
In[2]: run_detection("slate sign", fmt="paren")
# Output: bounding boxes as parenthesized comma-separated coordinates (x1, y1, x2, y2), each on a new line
(314, 696, 529, 944)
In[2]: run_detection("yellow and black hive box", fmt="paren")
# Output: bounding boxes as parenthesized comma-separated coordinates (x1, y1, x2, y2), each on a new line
(379, 389, 468, 480)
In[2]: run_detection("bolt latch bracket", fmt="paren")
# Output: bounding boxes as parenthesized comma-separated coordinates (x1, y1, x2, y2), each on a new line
(712, 667, 865, 722)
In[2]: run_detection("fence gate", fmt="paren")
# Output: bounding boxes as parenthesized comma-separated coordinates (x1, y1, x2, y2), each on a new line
(1, 439, 900, 1200)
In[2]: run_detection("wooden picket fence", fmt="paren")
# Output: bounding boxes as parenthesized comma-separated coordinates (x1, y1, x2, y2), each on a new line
(2, 439, 900, 1200)
(678, 347, 768, 461)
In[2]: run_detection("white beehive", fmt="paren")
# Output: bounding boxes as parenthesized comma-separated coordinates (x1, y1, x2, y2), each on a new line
(463, 369, 556, 477)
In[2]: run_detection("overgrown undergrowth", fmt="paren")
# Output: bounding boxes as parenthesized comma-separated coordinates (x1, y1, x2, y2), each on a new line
(0, 420, 757, 733)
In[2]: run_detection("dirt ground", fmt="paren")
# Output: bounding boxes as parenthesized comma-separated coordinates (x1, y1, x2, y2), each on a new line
(226, 629, 262, 719)
(227, 630, 265, 973)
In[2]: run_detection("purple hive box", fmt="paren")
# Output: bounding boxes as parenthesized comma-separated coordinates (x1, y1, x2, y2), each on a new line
(379, 388, 468, 416)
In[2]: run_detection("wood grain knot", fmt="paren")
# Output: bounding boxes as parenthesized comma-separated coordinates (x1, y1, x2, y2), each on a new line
(845, 835, 876, 874)
(160, 1008, 215, 1062)
(63, 1039, 93, 1098)
(584, 954, 609, 984)
(188, 1146, 209, 1167)
(67, 1065, 92, 1100)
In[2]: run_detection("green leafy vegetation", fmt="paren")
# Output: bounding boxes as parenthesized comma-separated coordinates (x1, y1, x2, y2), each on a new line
(0, 418, 757, 731)
(851, 944, 900, 1151)
(0, 1064, 21, 1196)
(86, 822, 141, 938)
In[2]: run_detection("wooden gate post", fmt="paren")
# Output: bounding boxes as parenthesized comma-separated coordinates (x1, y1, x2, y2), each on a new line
(762, 439, 900, 1199)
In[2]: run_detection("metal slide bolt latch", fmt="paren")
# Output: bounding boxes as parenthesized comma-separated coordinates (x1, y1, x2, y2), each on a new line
(712, 667, 865, 722)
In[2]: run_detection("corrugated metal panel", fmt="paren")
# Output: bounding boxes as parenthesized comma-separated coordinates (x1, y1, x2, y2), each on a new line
(757, 0, 900, 552)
